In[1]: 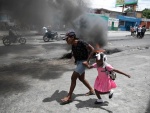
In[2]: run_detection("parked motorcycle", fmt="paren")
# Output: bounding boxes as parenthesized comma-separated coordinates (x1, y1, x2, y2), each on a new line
(2, 33, 26, 46)
(43, 31, 58, 42)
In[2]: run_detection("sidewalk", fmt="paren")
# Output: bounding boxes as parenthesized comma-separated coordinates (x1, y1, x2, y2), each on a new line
(108, 30, 150, 37)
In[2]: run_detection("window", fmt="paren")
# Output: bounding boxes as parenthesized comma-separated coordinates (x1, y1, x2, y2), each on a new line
(119, 21, 125, 26)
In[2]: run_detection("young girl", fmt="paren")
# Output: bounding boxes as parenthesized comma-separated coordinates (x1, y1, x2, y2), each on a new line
(83, 52, 131, 104)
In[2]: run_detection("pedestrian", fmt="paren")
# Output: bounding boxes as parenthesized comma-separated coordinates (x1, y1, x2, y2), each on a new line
(83, 52, 131, 104)
(61, 30, 95, 104)
(137, 25, 142, 38)
(130, 26, 134, 37)
(133, 25, 137, 34)
(141, 25, 146, 38)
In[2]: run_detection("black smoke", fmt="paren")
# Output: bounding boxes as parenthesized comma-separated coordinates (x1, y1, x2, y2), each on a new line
(0, 0, 88, 28)
(0, 0, 108, 47)
(74, 14, 108, 47)
(0, 0, 48, 27)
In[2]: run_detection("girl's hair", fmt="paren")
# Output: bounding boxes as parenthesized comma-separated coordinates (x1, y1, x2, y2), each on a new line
(96, 52, 107, 62)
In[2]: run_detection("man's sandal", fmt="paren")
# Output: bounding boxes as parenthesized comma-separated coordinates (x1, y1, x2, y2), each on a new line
(61, 97, 72, 105)
(85, 91, 95, 96)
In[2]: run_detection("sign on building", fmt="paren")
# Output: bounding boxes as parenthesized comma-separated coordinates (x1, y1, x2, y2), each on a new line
(116, 0, 138, 7)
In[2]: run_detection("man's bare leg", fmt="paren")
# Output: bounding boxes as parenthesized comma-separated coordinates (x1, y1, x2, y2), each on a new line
(61, 71, 79, 102)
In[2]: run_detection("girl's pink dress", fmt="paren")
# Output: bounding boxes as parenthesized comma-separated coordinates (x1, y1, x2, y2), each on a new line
(93, 63, 117, 92)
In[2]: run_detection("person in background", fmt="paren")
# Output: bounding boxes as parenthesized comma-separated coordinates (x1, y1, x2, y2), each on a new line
(141, 25, 146, 38)
(42, 27, 48, 34)
(134, 25, 137, 35)
(130, 26, 134, 37)
(43, 27, 52, 39)
(9, 29, 16, 37)
(137, 25, 142, 38)
(8, 29, 17, 42)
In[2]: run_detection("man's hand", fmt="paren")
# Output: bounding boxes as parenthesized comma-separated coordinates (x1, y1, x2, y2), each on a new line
(82, 61, 88, 66)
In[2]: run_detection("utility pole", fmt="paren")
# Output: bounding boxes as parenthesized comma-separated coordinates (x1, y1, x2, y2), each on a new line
(122, 4, 125, 12)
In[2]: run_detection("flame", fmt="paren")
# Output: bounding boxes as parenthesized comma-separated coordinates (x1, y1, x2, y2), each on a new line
(94, 44, 105, 53)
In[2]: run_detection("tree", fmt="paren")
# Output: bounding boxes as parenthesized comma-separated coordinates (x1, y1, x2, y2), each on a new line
(142, 8, 150, 19)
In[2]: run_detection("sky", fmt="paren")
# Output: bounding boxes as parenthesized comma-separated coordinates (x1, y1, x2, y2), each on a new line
(89, 0, 150, 12)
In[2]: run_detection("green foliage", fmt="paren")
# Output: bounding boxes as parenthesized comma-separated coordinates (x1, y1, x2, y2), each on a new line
(142, 8, 150, 19)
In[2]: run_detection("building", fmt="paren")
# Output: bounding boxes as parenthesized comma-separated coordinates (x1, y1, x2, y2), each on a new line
(117, 15, 141, 31)
(94, 8, 121, 30)
(93, 8, 144, 31)
(141, 18, 150, 29)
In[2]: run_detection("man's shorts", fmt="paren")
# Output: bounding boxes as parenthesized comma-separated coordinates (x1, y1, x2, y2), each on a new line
(74, 60, 86, 75)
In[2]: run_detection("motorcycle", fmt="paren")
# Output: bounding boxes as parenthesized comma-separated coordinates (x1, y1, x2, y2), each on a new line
(2, 33, 26, 46)
(43, 31, 58, 42)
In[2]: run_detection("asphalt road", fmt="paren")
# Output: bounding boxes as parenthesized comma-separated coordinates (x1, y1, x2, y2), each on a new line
(0, 33, 150, 113)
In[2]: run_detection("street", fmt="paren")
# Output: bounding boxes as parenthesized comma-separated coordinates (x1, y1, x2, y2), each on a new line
(0, 32, 150, 113)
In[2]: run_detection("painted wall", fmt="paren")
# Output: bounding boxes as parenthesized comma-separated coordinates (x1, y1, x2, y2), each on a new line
(141, 21, 150, 29)
(117, 15, 141, 31)
(108, 18, 119, 31)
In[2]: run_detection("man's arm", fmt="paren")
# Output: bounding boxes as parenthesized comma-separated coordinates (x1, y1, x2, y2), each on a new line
(82, 61, 93, 69)
(86, 44, 94, 62)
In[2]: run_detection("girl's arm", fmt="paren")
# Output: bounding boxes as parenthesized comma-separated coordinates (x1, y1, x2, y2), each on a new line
(82, 61, 93, 69)
(113, 69, 131, 78)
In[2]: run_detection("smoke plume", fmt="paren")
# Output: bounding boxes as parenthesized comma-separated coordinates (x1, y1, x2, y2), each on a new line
(0, 0, 108, 47)
(0, 0, 88, 27)
(74, 14, 108, 47)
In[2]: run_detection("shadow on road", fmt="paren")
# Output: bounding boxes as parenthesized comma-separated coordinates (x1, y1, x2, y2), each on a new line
(146, 99, 150, 113)
(43, 90, 112, 113)
(0, 62, 73, 79)
(0, 77, 30, 96)
(43, 90, 69, 103)
(43, 90, 84, 103)
(75, 99, 112, 113)
(0, 61, 73, 96)
(42, 43, 69, 50)
(0, 44, 36, 56)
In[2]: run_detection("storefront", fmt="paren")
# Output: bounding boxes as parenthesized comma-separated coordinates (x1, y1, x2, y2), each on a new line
(87, 13, 109, 22)
(108, 18, 119, 31)
(141, 18, 150, 29)
(117, 15, 141, 31)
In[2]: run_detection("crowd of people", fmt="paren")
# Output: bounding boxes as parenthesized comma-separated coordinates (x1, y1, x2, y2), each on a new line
(130, 25, 146, 38)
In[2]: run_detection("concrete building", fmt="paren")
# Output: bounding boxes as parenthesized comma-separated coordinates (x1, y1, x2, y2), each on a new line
(93, 8, 143, 31)
(141, 18, 150, 29)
